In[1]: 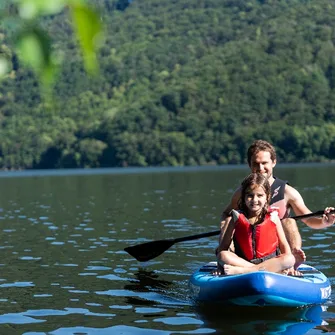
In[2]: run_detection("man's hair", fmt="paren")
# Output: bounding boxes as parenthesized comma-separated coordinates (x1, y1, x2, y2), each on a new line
(238, 173, 271, 219)
(247, 140, 277, 166)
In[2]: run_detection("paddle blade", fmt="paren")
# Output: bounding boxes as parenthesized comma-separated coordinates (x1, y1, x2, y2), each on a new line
(124, 239, 175, 262)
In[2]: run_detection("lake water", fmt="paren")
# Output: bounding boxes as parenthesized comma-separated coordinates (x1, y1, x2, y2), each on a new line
(0, 164, 334, 334)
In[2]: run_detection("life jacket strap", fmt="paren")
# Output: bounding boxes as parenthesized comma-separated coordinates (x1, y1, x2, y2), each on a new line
(249, 250, 278, 265)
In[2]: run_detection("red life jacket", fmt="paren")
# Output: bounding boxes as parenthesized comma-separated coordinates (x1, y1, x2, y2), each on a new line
(233, 211, 279, 262)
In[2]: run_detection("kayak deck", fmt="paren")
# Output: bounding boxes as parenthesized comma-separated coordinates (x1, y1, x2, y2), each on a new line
(189, 262, 331, 307)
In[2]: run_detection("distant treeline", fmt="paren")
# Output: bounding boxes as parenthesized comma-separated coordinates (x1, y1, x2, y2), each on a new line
(0, 0, 335, 169)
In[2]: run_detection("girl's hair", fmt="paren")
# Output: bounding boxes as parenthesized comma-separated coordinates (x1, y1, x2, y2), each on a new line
(247, 140, 276, 166)
(238, 173, 271, 220)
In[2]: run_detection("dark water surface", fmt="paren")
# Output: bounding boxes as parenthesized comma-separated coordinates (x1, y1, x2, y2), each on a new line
(0, 164, 334, 334)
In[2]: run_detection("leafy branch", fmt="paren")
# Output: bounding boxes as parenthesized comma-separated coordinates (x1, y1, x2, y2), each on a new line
(0, 0, 103, 86)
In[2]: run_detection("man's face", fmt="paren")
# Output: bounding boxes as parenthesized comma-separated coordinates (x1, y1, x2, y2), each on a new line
(249, 151, 276, 179)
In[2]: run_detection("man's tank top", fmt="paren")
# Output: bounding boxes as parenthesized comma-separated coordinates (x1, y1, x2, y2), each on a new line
(270, 178, 290, 219)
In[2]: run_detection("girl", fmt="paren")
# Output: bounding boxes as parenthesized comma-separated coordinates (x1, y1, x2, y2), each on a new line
(217, 173, 302, 275)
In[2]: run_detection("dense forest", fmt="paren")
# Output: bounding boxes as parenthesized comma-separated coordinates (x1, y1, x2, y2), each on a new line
(1, 0, 335, 169)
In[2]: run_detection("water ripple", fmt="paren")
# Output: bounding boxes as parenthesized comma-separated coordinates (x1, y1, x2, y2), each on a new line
(26, 325, 215, 335)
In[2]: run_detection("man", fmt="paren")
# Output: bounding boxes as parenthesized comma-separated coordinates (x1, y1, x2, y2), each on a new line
(218, 140, 335, 271)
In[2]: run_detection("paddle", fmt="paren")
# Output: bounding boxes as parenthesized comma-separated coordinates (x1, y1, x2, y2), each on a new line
(124, 210, 334, 262)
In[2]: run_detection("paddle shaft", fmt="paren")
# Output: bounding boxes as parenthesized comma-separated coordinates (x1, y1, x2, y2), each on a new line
(172, 210, 332, 244)
(124, 209, 334, 261)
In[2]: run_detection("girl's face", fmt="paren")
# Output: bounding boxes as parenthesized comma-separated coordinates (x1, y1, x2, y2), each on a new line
(244, 185, 267, 215)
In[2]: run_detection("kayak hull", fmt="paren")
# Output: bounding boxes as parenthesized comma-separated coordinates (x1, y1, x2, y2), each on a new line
(189, 262, 331, 307)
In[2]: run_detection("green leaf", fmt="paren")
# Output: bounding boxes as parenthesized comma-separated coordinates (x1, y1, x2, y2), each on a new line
(15, 25, 59, 86)
(16, 28, 49, 71)
(0, 57, 10, 77)
(18, 0, 66, 19)
(69, 2, 102, 74)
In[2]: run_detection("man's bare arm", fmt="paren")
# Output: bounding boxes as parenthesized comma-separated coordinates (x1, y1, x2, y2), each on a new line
(220, 187, 241, 221)
(218, 216, 235, 253)
(218, 187, 241, 251)
(286, 185, 335, 228)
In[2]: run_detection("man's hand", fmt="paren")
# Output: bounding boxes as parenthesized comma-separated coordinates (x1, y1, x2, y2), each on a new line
(322, 207, 335, 227)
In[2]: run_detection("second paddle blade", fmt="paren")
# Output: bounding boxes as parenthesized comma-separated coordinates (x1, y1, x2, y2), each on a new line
(124, 239, 175, 262)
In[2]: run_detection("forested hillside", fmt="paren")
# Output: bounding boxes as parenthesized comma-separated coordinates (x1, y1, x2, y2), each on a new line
(1, 0, 335, 169)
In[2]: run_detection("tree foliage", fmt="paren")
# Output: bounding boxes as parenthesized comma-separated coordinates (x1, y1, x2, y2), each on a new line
(0, 0, 335, 169)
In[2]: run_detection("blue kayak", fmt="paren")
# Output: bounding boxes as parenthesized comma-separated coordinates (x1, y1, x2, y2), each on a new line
(189, 262, 331, 307)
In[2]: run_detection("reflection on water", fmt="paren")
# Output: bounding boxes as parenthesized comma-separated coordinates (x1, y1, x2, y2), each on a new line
(196, 304, 332, 335)
(0, 165, 333, 334)
(123, 269, 173, 293)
